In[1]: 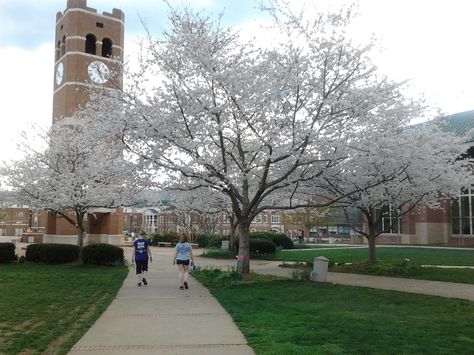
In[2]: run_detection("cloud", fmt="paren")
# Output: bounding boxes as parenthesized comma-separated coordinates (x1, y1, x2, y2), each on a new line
(0, 44, 53, 162)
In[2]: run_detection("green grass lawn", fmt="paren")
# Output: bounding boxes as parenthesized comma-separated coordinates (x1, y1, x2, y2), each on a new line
(195, 271, 474, 355)
(277, 247, 474, 265)
(277, 247, 474, 284)
(0, 263, 128, 355)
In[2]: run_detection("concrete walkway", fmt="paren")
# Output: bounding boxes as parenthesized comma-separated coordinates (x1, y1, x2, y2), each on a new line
(69, 248, 255, 355)
(68, 246, 474, 354)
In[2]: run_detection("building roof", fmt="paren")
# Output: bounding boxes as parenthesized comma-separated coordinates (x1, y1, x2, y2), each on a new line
(434, 110, 474, 141)
(412, 109, 474, 142)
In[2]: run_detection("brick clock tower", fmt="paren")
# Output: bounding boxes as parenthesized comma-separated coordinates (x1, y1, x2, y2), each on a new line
(45, 0, 125, 245)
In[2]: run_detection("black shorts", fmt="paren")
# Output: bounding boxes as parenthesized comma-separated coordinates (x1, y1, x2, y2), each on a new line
(136, 260, 148, 274)
(176, 259, 190, 265)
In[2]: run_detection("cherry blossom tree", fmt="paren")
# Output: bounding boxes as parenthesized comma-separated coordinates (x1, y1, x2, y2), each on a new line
(330, 123, 472, 264)
(1, 117, 145, 250)
(90, 3, 432, 273)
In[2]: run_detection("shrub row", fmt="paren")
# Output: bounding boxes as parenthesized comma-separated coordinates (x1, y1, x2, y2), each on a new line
(0, 242, 17, 263)
(149, 232, 180, 246)
(82, 244, 124, 266)
(235, 238, 276, 256)
(195, 234, 229, 248)
(25, 243, 79, 264)
(249, 232, 294, 249)
(24, 243, 123, 265)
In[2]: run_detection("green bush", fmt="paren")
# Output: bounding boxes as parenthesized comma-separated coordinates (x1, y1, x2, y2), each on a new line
(195, 234, 229, 248)
(250, 238, 276, 256)
(195, 234, 210, 248)
(201, 249, 235, 259)
(25, 243, 41, 262)
(235, 238, 276, 256)
(250, 232, 294, 249)
(150, 232, 179, 246)
(290, 269, 312, 281)
(196, 268, 241, 288)
(208, 235, 228, 248)
(82, 243, 124, 266)
(25, 243, 79, 264)
(333, 260, 421, 277)
(0, 243, 17, 263)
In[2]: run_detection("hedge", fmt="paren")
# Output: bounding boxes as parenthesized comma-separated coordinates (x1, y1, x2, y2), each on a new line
(250, 231, 294, 249)
(149, 232, 179, 246)
(236, 238, 276, 257)
(249, 238, 276, 256)
(195, 234, 229, 248)
(25, 243, 79, 264)
(82, 243, 124, 266)
(0, 242, 17, 263)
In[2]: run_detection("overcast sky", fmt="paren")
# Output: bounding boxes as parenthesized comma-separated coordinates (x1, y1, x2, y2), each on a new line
(0, 0, 473, 163)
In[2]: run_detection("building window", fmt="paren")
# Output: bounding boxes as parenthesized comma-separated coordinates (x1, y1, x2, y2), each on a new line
(338, 225, 350, 234)
(452, 187, 474, 235)
(16, 211, 24, 218)
(56, 40, 61, 61)
(85, 34, 96, 55)
(271, 215, 281, 224)
(0, 228, 5, 236)
(96, 22, 104, 28)
(254, 215, 262, 224)
(61, 35, 66, 57)
(102, 38, 113, 57)
(376, 205, 402, 234)
(262, 215, 268, 223)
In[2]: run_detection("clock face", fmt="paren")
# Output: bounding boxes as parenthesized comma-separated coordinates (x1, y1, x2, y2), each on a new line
(88, 61, 110, 84)
(55, 62, 64, 85)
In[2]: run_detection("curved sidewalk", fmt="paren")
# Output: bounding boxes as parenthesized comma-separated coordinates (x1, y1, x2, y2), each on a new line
(196, 257, 474, 302)
(68, 248, 255, 355)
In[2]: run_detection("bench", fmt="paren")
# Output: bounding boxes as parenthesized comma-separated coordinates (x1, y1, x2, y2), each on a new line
(158, 242, 172, 247)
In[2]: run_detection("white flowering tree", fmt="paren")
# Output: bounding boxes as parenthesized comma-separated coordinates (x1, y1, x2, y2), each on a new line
(2, 117, 145, 250)
(171, 188, 227, 238)
(329, 123, 472, 264)
(90, 3, 430, 273)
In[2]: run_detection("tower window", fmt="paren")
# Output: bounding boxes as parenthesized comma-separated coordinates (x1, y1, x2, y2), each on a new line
(102, 38, 113, 58)
(60, 35, 66, 57)
(60, 24, 63, 30)
(96, 22, 104, 28)
(85, 34, 97, 55)
(56, 40, 61, 61)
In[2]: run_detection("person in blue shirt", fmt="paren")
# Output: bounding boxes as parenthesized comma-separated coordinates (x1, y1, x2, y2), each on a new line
(132, 230, 152, 287)
(173, 234, 194, 290)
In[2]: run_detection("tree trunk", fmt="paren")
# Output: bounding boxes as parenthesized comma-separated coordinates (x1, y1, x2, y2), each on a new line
(236, 223, 250, 275)
(367, 235, 376, 265)
(229, 221, 238, 253)
(367, 211, 377, 265)
(76, 212, 85, 260)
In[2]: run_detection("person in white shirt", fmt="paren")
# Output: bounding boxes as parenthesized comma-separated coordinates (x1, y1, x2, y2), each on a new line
(173, 234, 194, 290)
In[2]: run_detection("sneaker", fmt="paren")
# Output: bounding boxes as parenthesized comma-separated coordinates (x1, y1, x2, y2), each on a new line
(137, 282, 142, 287)
(179, 286, 184, 290)
(142, 278, 148, 285)
(184, 281, 189, 289)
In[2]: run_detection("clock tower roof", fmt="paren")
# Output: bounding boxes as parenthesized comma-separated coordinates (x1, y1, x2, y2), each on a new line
(56, 0, 124, 22)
